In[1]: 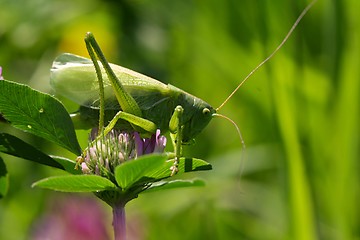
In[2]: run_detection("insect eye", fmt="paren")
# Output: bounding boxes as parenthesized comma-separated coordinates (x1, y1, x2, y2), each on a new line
(202, 108, 210, 115)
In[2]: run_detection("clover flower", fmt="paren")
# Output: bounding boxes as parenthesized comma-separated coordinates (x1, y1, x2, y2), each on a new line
(81, 129, 167, 180)
(134, 129, 167, 156)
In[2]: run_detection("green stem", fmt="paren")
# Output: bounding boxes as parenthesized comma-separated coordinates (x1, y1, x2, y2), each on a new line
(113, 201, 126, 240)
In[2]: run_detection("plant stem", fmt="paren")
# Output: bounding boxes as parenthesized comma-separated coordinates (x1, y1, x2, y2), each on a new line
(113, 202, 126, 240)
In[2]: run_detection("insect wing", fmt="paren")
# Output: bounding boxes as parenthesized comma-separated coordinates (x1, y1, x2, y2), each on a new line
(50, 53, 170, 110)
(50, 53, 104, 108)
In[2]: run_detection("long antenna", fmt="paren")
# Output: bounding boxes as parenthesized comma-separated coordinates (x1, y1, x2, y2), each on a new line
(216, 0, 317, 111)
(213, 113, 246, 178)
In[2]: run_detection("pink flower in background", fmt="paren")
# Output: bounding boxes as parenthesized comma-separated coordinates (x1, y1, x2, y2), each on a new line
(0, 67, 4, 80)
(31, 195, 110, 240)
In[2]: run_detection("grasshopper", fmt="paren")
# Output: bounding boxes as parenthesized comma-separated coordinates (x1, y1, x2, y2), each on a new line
(50, 1, 316, 175)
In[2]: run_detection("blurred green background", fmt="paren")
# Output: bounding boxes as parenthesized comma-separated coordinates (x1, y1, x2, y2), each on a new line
(0, 0, 359, 239)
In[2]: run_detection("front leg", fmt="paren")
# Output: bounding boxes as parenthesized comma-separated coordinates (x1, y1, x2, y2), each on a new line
(169, 105, 184, 176)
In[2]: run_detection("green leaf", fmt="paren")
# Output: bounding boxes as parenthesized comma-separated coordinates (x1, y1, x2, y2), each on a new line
(0, 133, 80, 174)
(49, 155, 81, 174)
(114, 154, 168, 190)
(0, 157, 9, 199)
(0, 80, 81, 155)
(32, 175, 117, 192)
(0, 132, 65, 170)
(144, 157, 213, 180)
(142, 179, 206, 194)
(115, 155, 212, 191)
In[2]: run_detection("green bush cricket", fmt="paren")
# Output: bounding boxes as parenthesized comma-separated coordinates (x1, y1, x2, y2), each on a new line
(50, 1, 316, 175)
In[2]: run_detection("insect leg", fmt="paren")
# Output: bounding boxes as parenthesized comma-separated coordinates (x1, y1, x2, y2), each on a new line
(104, 110, 157, 136)
(169, 105, 184, 175)
(85, 33, 144, 134)
(78, 110, 158, 165)
(82, 110, 158, 159)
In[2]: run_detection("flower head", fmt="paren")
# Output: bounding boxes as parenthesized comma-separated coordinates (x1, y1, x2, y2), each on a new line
(81, 129, 167, 179)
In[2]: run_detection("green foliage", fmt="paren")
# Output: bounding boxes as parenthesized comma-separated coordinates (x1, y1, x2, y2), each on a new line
(0, 157, 8, 198)
(144, 179, 205, 193)
(0, 132, 67, 170)
(32, 174, 117, 192)
(115, 154, 169, 190)
(0, 80, 81, 155)
(33, 155, 210, 198)
(115, 155, 211, 190)
(49, 155, 81, 174)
